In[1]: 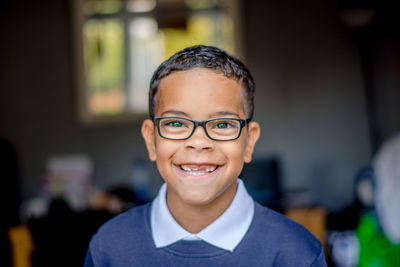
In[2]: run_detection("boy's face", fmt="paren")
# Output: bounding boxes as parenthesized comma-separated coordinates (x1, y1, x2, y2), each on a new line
(142, 68, 260, 207)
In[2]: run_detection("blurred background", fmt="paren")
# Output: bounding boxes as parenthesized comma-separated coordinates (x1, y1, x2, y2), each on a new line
(1, 0, 399, 266)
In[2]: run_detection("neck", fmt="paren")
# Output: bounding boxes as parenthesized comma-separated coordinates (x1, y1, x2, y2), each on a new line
(166, 182, 237, 233)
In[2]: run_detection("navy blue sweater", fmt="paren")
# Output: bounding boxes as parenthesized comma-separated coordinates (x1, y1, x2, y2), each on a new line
(84, 202, 327, 266)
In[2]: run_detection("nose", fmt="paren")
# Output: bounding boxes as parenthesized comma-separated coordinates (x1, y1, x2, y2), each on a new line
(184, 125, 214, 151)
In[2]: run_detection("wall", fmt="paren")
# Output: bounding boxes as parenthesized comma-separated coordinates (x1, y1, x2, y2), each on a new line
(0, 0, 381, 210)
(244, 0, 371, 208)
(0, 0, 161, 202)
(370, 4, 400, 148)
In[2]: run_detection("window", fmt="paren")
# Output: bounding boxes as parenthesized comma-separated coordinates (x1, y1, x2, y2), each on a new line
(72, 0, 242, 124)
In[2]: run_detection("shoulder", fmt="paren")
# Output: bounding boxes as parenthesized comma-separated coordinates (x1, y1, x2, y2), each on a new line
(88, 203, 153, 254)
(257, 204, 319, 240)
(86, 203, 159, 266)
(245, 203, 326, 266)
(97, 203, 150, 235)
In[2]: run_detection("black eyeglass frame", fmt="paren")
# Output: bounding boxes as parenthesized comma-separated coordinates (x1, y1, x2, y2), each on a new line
(153, 116, 252, 141)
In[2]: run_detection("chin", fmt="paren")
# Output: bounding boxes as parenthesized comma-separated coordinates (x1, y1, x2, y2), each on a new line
(180, 193, 216, 206)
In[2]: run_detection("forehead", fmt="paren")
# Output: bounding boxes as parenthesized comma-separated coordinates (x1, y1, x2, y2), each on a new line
(156, 68, 246, 118)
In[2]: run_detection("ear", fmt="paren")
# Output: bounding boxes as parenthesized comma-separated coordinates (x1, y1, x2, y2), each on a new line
(141, 119, 157, 161)
(244, 121, 260, 163)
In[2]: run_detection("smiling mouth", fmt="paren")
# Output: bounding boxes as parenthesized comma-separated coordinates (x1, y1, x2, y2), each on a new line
(179, 164, 219, 176)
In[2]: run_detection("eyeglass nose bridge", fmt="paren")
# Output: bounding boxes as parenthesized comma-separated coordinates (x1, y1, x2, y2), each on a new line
(190, 120, 213, 139)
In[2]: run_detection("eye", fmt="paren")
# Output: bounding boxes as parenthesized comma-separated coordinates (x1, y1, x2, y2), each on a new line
(164, 120, 184, 127)
(211, 120, 238, 130)
(215, 122, 231, 129)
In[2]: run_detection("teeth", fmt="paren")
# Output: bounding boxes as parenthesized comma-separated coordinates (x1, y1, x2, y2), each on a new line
(181, 166, 193, 171)
(180, 165, 217, 174)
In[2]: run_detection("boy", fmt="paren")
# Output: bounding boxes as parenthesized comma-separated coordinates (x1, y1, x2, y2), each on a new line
(84, 45, 327, 266)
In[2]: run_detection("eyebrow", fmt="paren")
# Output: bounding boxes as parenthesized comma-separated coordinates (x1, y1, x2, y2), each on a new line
(160, 110, 240, 118)
(160, 110, 190, 117)
(211, 111, 240, 118)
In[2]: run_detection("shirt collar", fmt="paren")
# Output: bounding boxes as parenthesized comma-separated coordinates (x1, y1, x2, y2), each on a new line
(151, 179, 255, 252)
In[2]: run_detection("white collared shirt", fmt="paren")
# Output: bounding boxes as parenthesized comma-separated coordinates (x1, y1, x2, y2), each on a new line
(150, 179, 255, 252)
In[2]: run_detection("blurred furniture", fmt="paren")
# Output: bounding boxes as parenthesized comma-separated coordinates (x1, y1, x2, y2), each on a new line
(240, 156, 282, 211)
(8, 225, 34, 267)
(285, 206, 327, 246)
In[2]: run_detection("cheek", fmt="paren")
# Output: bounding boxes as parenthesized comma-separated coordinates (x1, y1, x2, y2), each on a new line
(155, 142, 173, 180)
(221, 141, 247, 166)
(155, 139, 178, 164)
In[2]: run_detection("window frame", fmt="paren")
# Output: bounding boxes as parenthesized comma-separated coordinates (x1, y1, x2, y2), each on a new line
(71, 0, 244, 125)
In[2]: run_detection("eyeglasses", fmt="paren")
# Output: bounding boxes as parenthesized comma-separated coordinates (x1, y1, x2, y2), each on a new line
(153, 116, 251, 141)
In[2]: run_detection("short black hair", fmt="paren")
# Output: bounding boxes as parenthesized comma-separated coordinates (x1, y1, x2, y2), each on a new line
(148, 45, 255, 120)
